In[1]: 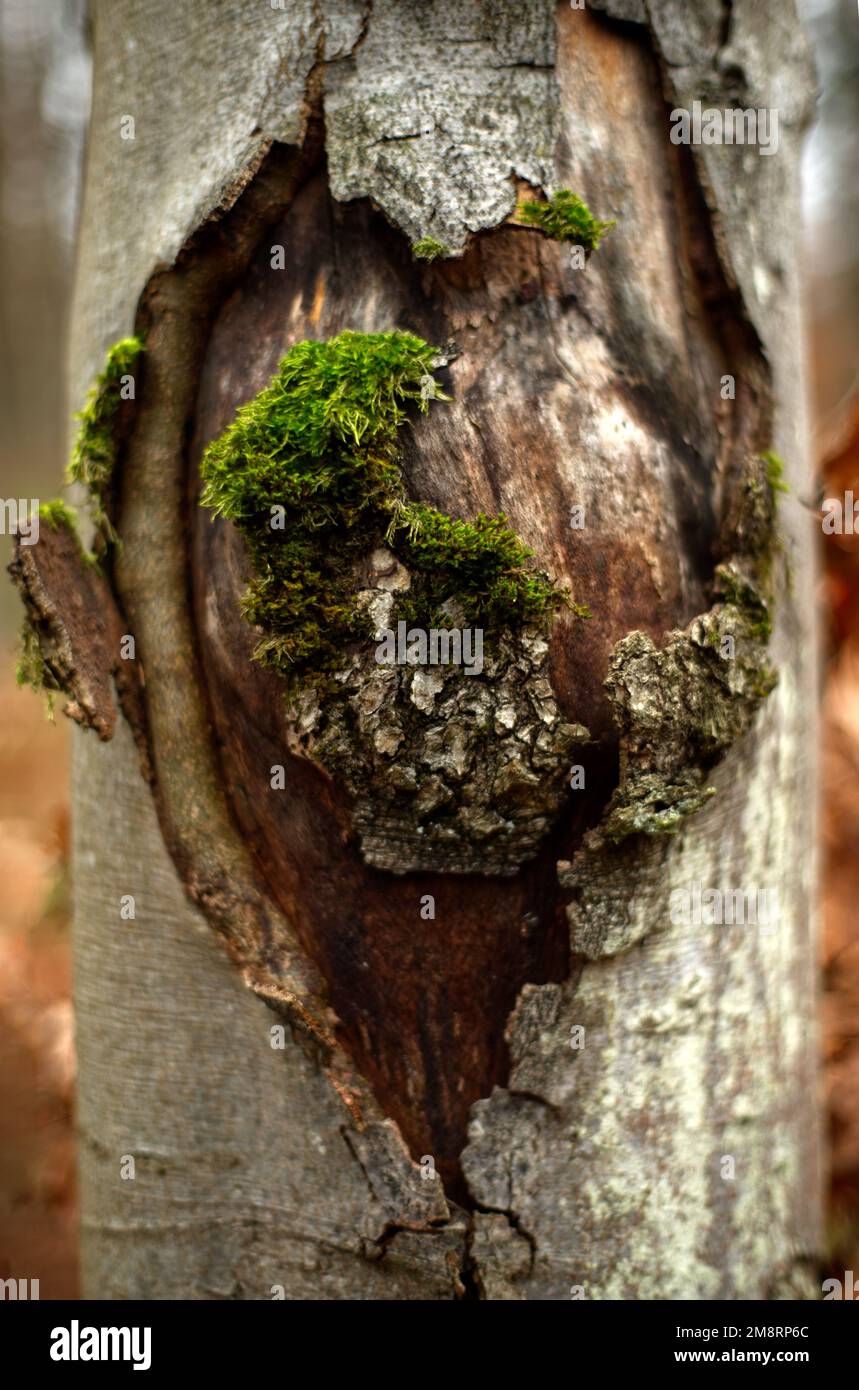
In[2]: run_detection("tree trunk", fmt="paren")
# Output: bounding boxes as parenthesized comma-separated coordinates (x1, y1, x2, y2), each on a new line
(58, 0, 819, 1299)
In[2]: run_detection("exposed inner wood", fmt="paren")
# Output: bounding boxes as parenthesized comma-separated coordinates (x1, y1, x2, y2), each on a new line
(188, 32, 751, 1188)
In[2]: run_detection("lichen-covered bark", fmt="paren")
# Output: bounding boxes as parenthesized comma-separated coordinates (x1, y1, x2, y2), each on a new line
(323, 0, 557, 249)
(66, 0, 820, 1299)
(296, 619, 591, 877)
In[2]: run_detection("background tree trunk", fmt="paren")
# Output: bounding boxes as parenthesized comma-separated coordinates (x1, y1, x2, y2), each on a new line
(69, 0, 820, 1300)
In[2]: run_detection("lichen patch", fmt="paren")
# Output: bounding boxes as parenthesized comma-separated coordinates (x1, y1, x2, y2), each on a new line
(288, 609, 591, 875)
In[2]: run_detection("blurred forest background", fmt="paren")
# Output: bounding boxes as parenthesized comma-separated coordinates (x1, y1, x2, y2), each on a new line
(0, 0, 857, 1298)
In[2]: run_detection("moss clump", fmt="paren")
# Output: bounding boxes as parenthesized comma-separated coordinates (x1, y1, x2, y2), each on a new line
(68, 335, 143, 539)
(201, 331, 443, 678)
(762, 449, 789, 496)
(33, 497, 99, 570)
(515, 189, 616, 251)
(38, 498, 78, 532)
(200, 329, 570, 688)
(411, 236, 452, 262)
(389, 501, 581, 628)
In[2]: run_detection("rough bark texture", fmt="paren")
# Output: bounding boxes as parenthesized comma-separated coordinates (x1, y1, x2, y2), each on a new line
(9, 521, 136, 744)
(68, 0, 820, 1299)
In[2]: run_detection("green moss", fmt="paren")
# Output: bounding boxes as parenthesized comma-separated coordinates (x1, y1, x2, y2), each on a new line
(762, 449, 789, 496)
(200, 329, 571, 689)
(68, 335, 143, 539)
(411, 236, 452, 262)
(515, 189, 616, 251)
(35, 496, 99, 570)
(38, 498, 78, 532)
(388, 501, 581, 628)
